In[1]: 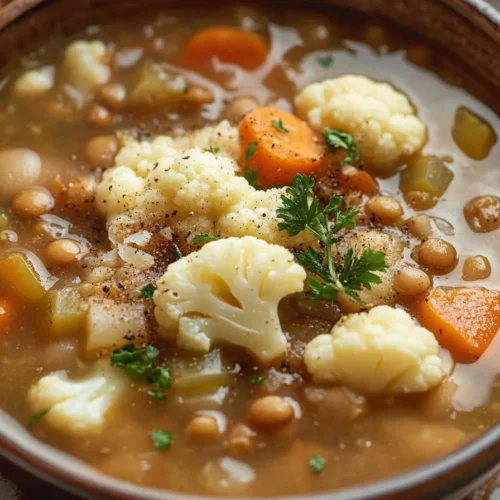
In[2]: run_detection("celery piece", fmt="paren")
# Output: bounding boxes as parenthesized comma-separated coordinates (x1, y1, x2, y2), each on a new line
(48, 288, 86, 337)
(452, 106, 497, 160)
(0, 213, 7, 232)
(0, 253, 46, 300)
(172, 350, 231, 395)
(400, 155, 454, 198)
(129, 60, 187, 109)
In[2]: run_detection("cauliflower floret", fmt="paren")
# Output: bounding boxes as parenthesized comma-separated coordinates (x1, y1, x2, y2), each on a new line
(27, 363, 126, 436)
(61, 40, 111, 94)
(304, 305, 446, 395)
(95, 166, 146, 217)
(13, 67, 54, 98)
(295, 75, 427, 173)
(96, 137, 312, 247)
(154, 236, 306, 363)
(334, 229, 404, 313)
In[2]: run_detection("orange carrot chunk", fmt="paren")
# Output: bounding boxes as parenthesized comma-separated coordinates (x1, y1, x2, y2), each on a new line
(239, 107, 325, 187)
(337, 165, 379, 196)
(180, 27, 268, 74)
(417, 287, 500, 359)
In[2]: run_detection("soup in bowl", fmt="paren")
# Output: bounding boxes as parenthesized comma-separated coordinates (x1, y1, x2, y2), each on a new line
(0, 0, 499, 497)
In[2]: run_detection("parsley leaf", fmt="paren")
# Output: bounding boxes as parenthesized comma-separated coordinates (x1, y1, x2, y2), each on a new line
(148, 389, 166, 403)
(192, 234, 219, 245)
(324, 128, 360, 165)
(111, 344, 172, 401)
(204, 146, 220, 154)
(277, 174, 387, 304)
(316, 55, 334, 68)
(250, 376, 264, 385)
(309, 455, 326, 474)
(150, 430, 174, 451)
(28, 408, 51, 428)
(170, 244, 182, 260)
(271, 119, 289, 133)
(139, 283, 156, 301)
(244, 169, 259, 189)
(246, 142, 258, 162)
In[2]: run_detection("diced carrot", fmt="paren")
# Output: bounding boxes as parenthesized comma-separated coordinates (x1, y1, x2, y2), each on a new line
(417, 287, 500, 359)
(179, 27, 268, 76)
(0, 297, 18, 332)
(337, 165, 379, 196)
(239, 107, 326, 187)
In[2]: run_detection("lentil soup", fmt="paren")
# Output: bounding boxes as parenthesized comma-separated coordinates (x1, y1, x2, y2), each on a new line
(0, 3, 499, 497)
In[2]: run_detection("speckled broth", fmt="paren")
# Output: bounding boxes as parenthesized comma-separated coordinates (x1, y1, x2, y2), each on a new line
(0, 3, 499, 497)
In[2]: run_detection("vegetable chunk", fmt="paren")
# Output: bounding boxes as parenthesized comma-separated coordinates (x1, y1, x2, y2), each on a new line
(417, 287, 500, 359)
(239, 108, 325, 187)
(0, 253, 46, 301)
(180, 27, 268, 74)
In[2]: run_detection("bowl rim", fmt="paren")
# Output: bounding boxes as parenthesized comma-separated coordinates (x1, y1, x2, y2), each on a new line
(0, 0, 500, 499)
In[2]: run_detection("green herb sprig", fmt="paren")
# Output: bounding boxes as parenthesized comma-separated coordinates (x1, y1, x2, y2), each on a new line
(276, 174, 387, 304)
(324, 129, 360, 166)
(150, 430, 174, 451)
(271, 119, 289, 133)
(111, 343, 172, 402)
(192, 234, 219, 245)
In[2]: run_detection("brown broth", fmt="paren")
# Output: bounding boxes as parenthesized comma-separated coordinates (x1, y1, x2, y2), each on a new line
(0, 3, 499, 497)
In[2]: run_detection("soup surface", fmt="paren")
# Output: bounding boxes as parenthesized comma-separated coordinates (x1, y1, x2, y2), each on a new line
(0, 3, 499, 497)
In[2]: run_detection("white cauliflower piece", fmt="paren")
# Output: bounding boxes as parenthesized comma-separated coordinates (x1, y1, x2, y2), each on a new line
(61, 40, 111, 94)
(96, 137, 312, 247)
(14, 67, 54, 98)
(154, 236, 306, 363)
(334, 229, 404, 313)
(27, 363, 126, 436)
(304, 305, 446, 395)
(295, 75, 427, 172)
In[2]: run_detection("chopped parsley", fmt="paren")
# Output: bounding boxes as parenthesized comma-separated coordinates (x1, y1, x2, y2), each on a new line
(250, 376, 264, 386)
(204, 146, 220, 155)
(148, 389, 167, 403)
(244, 169, 259, 189)
(246, 141, 258, 162)
(316, 55, 334, 68)
(150, 430, 174, 451)
(192, 234, 219, 245)
(111, 344, 172, 401)
(139, 283, 156, 301)
(271, 119, 289, 133)
(170, 244, 182, 260)
(309, 455, 326, 474)
(28, 408, 51, 429)
(324, 128, 360, 166)
(276, 174, 387, 304)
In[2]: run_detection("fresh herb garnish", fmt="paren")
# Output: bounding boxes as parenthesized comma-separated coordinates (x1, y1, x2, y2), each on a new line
(192, 234, 219, 245)
(170, 244, 182, 260)
(111, 343, 172, 401)
(276, 174, 387, 304)
(309, 455, 326, 474)
(150, 430, 174, 451)
(148, 389, 167, 403)
(271, 119, 289, 133)
(244, 169, 259, 189)
(204, 146, 220, 155)
(28, 408, 51, 429)
(316, 55, 334, 68)
(250, 376, 264, 386)
(324, 128, 360, 166)
(246, 142, 258, 162)
(139, 283, 156, 301)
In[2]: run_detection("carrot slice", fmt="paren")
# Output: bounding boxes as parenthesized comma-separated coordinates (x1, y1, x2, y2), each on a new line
(417, 287, 500, 359)
(337, 165, 378, 196)
(180, 27, 268, 75)
(239, 107, 325, 187)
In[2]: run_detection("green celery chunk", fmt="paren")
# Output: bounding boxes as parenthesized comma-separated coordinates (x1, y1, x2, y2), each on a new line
(400, 155, 454, 198)
(48, 288, 87, 337)
(0, 253, 46, 300)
